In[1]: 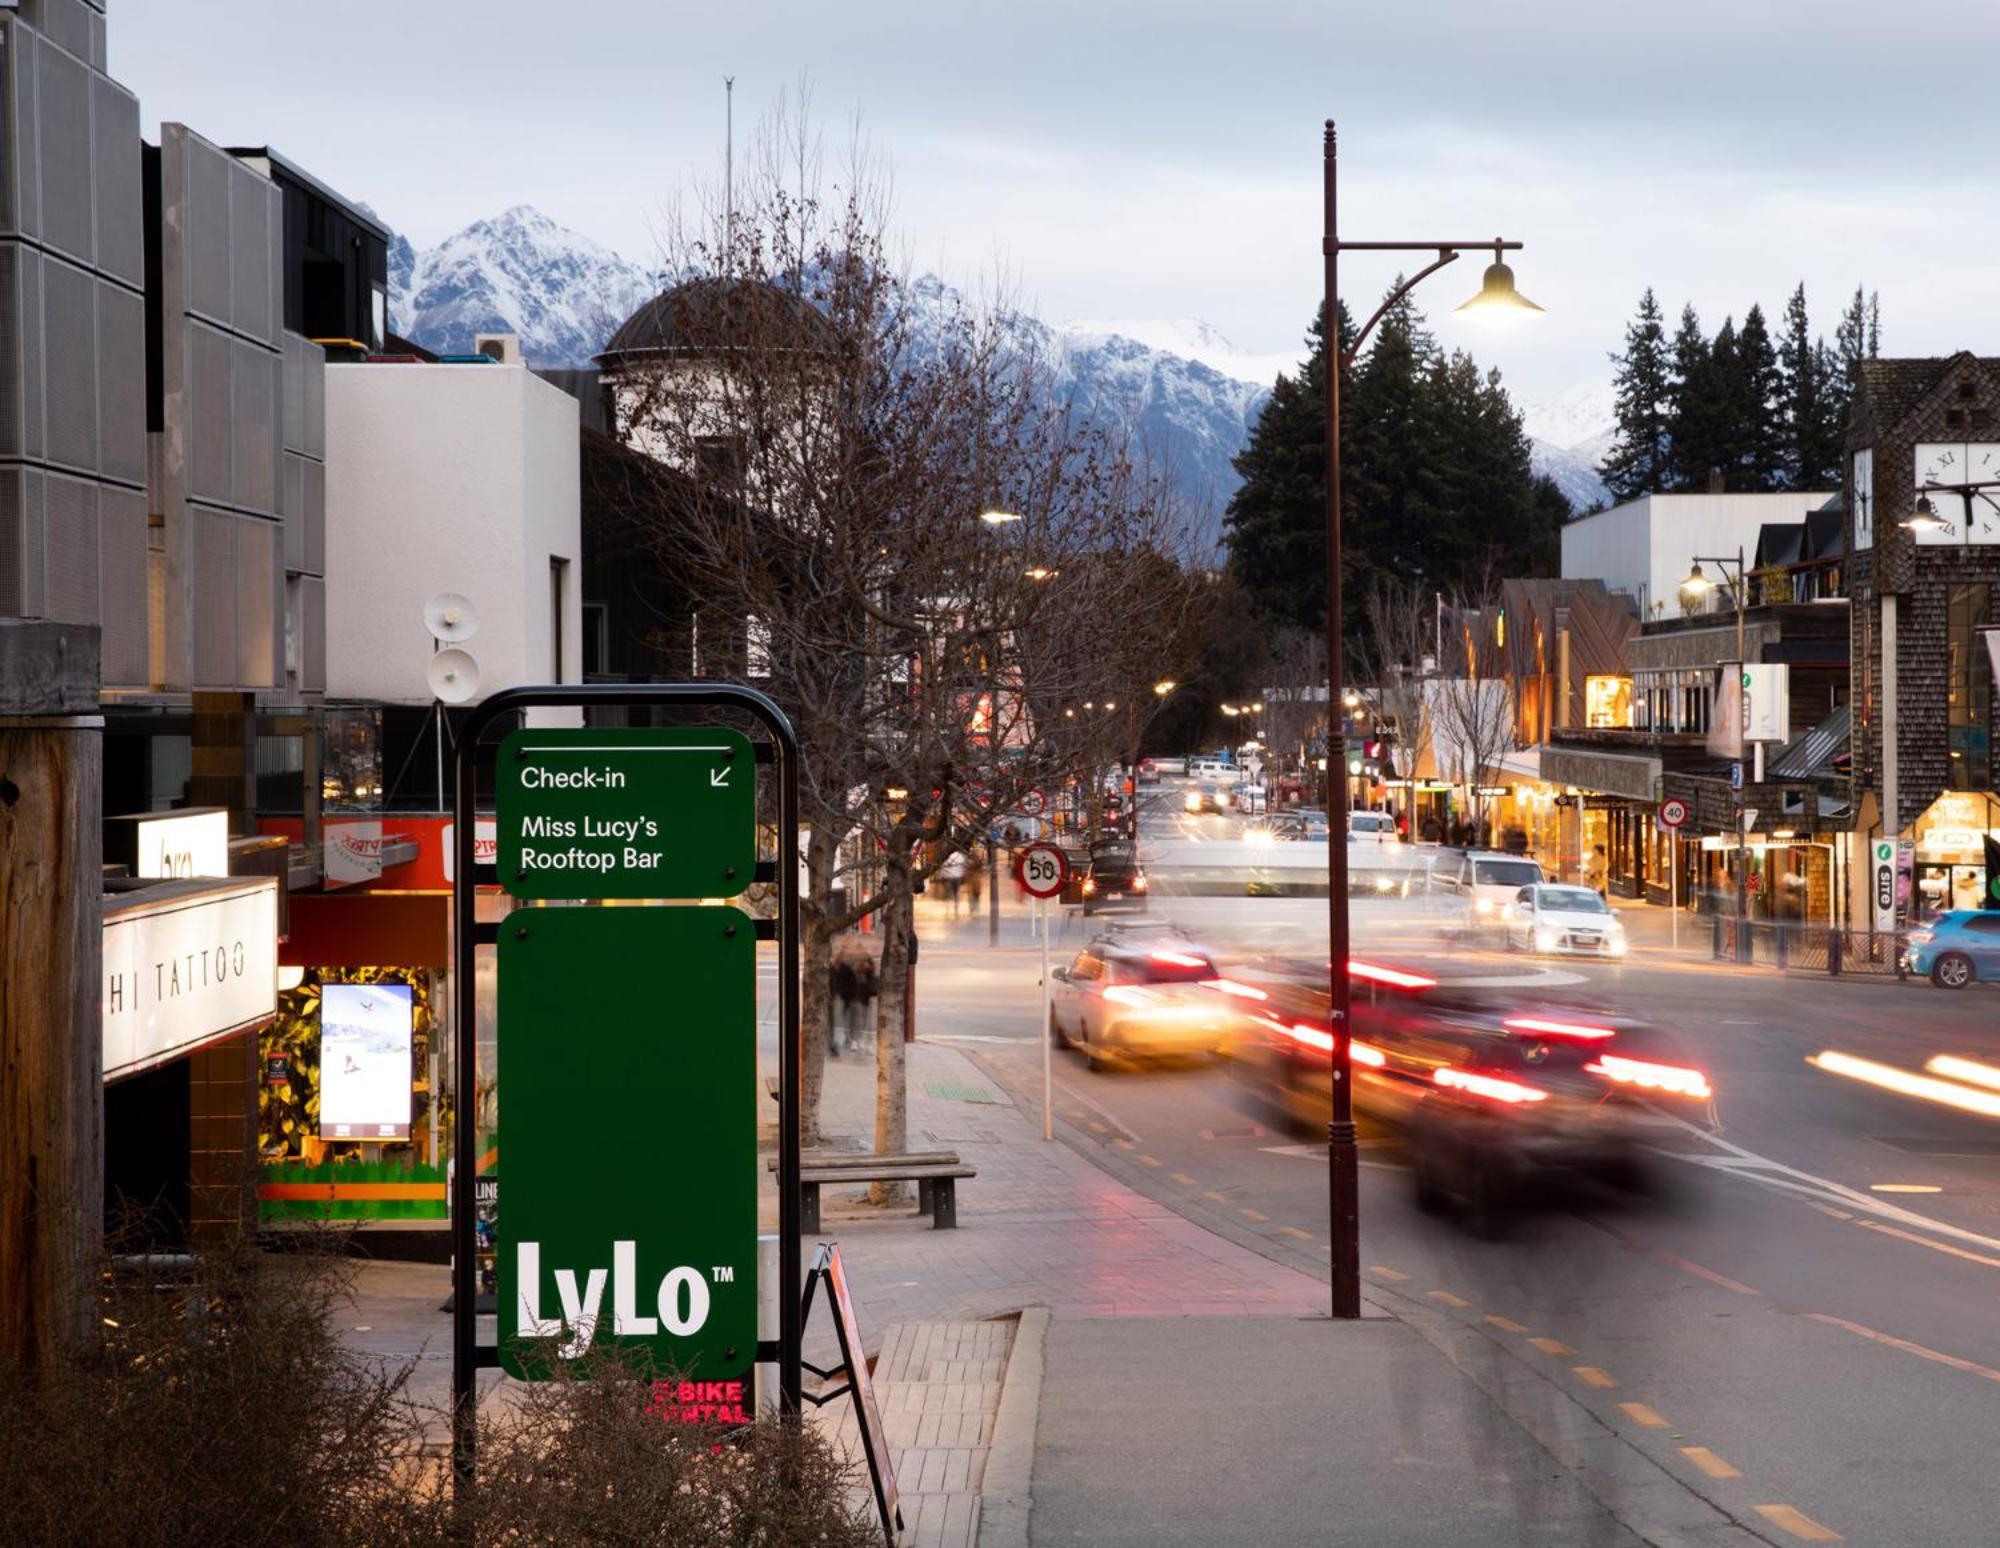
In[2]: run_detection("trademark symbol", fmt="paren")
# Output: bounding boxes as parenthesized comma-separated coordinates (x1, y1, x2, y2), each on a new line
(711, 1265, 736, 1283)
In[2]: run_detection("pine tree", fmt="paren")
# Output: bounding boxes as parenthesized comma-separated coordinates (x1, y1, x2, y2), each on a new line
(1732, 304, 1785, 490)
(1866, 291, 1881, 357)
(1778, 285, 1841, 490)
(1600, 288, 1672, 499)
(1665, 304, 1717, 491)
(1836, 287, 1867, 377)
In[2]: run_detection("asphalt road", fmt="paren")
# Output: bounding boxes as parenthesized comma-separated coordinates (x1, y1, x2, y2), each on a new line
(912, 789, 2000, 1546)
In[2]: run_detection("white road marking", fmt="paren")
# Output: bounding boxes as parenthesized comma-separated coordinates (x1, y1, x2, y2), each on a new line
(1647, 1114, 2000, 1260)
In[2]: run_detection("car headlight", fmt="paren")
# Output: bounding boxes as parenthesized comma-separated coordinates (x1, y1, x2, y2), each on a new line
(1185, 794, 1201, 812)
(1606, 933, 1627, 955)
(1132, 874, 1148, 892)
(1535, 925, 1558, 948)
(1373, 875, 1395, 892)
(1475, 899, 1493, 915)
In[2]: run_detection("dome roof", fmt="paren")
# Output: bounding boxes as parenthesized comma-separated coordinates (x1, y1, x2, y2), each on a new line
(597, 276, 835, 365)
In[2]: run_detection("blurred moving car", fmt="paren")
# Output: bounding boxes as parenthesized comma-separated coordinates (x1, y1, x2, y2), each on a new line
(1434, 849, 1545, 931)
(1247, 811, 1331, 843)
(1232, 780, 1268, 815)
(1215, 958, 1711, 1222)
(1502, 884, 1627, 957)
(1906, 911, 2000, 988)
(1183, 783, 1229, 816)
(1081, 838, 1149, 915)
(1348, 811, 1399, 846)
(1049, 932, 1231, 1067)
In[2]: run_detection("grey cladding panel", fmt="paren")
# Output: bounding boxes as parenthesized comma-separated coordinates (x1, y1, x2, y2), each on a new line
(91, 72, 141, 287)
(228, 162, 276, 346)
(302, 455, 324, 575)
(0, 464, 47, 615)
(191, 502, 235, 687)
(98, 481, 146, 685)
(182, 132, 232, 326)
(188, 317, 232, 503)
(0, 20, 37, 239)
(235, 513, 276, 687)
(282, 332, 306, 451)
(33, 35, 90, 265)
(41, 248, 97, 472)
(97, 276, 144, 485)
(300, 573, 326, 693)
(0, 242, 38, 460)
(303, 340, 324, 459)
(230, 337, 277, 514)
(42, 467, 99, 625)
(281, 449, 304, 571)
(20, 0, 96, 61)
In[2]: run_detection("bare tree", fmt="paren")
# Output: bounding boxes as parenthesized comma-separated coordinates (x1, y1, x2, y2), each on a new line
(1427, 588, 1514, 843)
(612, 94, 1204, 1163)
(1358, 579, 1437, 825)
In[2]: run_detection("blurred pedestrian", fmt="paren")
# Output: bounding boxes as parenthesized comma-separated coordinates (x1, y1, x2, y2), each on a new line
(938, 849, 968, 915)
(966, 851, 985, 915)
(1587, 844, 1609, 896)
(852, 950, 879, 1050)
(830, 952, 857, 1058)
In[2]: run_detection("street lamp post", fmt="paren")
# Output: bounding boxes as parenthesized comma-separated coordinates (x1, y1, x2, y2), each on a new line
(1322, 120, 1538, 1319)
(981, 510, 1024, 947)
(1680, 549, 1748, 950)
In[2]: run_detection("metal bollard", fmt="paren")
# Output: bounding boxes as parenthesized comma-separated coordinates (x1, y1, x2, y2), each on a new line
(1829, 929, 1842, 977)
(752, 1234, 780, 1419)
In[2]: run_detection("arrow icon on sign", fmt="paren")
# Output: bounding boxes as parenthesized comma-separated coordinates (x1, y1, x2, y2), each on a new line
(710, 768, 730, 788)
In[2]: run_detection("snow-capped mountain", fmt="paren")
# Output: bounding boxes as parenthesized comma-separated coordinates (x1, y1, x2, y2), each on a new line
(388, 206, 657, 366)
(378, 204, 1612, 543)
(1520, 380, 1617, 514)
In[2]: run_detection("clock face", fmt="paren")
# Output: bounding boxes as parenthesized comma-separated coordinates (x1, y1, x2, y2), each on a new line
(1968, 443, 2000, 543)
(1852, 448, 1873, 549)
(1913, 441, 1967, 545)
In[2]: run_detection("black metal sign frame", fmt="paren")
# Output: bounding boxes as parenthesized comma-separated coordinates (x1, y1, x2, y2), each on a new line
(449, 683, 803, 1484)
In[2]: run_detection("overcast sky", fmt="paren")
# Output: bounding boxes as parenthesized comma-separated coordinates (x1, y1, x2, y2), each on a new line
(112, 1, 2000, 408)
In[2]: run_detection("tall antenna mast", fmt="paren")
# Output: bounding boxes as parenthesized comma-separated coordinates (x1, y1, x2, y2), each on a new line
(724, 77, 735, 276)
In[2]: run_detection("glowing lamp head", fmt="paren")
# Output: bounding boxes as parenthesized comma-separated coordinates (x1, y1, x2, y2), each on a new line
(1455, 250, 1544, 317)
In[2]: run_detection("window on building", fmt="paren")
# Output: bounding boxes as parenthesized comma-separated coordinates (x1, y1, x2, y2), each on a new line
(582, 603, 609, 679)
(695, 436, 747, 486)
(1585, 675, 1633, 729)
(1946, 583, 1992, 791)
(549, 558, 570, 683)
(746, 613, 772, 679)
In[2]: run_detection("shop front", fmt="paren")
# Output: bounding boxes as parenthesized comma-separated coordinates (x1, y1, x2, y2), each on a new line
(254, 816, 489, 1227)
(103, 877, 281, 1243)
(1910, 790, 2000, 920)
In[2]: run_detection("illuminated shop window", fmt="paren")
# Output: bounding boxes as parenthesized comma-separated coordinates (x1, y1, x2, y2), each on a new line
(1585, 675, 1633, 729)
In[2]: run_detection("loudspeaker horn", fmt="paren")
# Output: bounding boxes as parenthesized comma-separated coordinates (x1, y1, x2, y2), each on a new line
(426, 647, 481, 705)
(423, 591, 480, 644)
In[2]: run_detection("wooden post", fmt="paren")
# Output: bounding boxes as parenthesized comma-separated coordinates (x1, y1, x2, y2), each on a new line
(0, 622, 104, 1380)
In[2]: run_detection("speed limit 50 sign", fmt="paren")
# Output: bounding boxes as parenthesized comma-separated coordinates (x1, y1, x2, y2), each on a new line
(1016, 843, 1069, 899)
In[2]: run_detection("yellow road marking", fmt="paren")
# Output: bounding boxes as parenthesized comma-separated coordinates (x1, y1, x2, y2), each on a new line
(1427, 1290, 1470, 1308)
(1805, 1312, 2000, 1384)
(1168, 1172, 1196, 1186)
(1528, 1337, 1574, 1356)
(1482, 1315, 1528, 1334)
(1854, 1217, 2000, 1270)
(1753, 1504, 1843, 1541)
(1239, 1207, 1270, 1222)
(1367, 1264, 1408, 1281)
(1202, 1190, 1231, 1203)
(1870, 1183, 1940, 1193)
(1136, 1154, 1162, 1167)
(1680, 1446, 1740, 1480)
(1088, 1121, 1109, 1134)
(1111, 1137, 1136, 1151)
(1806, 1201, 1853, 1221)
(1619, 1402, 1668, 1429)
(1573, 1366, 1617, 1389)
(1278, 1225, 1313, 1239)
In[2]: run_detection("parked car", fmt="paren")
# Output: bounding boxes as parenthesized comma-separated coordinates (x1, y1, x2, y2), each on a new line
(1232, 781, 1268, 815)
(1081, 839, 1149, 915)
(1502, 885, 1628, 957)
(1049, 932, 1230, 1067)
(1906, 910, 2000, 988)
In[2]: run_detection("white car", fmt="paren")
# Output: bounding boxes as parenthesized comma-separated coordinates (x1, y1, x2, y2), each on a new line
(1503, 884, 1628, 957)
(1434, 850, 1546, 934)
(1232, 781, 1268, 814)
(1347, 811, 1398, 846)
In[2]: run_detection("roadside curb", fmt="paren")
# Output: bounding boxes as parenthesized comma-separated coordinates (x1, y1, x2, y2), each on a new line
(977, 1305, 1050, 1548)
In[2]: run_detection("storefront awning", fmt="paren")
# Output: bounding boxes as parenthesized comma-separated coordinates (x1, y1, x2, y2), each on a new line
(1539, 743, 1661, 802)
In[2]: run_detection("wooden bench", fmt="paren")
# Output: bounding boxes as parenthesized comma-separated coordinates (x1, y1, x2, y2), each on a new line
(767, 1150, 975, 1232)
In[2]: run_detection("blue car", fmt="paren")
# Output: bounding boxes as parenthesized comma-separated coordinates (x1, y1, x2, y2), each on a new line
(1906, 911, 2000, 989)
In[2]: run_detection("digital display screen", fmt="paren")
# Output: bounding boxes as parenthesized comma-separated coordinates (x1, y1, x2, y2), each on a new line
(319, 982, 414, 1140)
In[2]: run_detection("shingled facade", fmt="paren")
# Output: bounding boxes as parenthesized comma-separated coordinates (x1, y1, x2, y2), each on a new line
(1845, 355, 2000, 843)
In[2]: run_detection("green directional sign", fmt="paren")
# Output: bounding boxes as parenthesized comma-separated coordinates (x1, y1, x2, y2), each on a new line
(498, 727, 757, 899)
(498, 905, 757, 1382)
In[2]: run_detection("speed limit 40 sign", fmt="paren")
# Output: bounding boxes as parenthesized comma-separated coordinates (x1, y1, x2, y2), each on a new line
(1016, 843, 1069, 899)
(1658, 797, 1689, 831)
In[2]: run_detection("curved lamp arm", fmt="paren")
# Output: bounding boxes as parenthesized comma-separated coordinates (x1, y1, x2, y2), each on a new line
(1342, 248, 1460, 368)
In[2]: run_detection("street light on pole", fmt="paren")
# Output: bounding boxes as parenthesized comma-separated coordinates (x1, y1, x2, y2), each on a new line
(1321, 118, 1538, 1319)
(979, 510, 1025, 946)
(1680, 549, 1749, 949)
